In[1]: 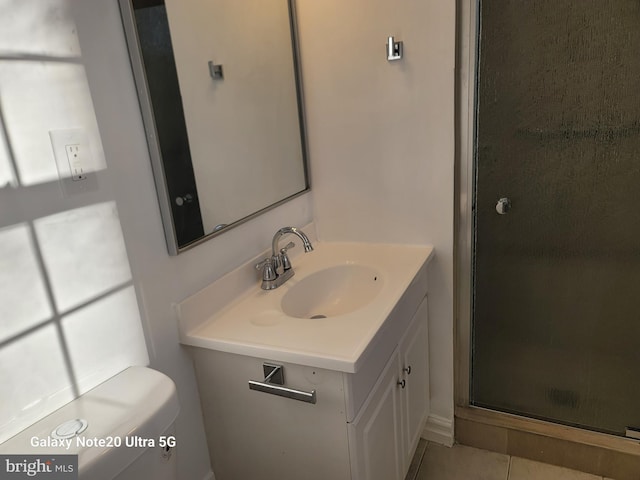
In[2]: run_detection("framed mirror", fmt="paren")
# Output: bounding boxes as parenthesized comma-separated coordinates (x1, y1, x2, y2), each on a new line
(119, 0, 310, 254)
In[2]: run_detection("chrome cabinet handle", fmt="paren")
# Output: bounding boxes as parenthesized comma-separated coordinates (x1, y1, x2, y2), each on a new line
(403, 365, 412, 375)
(248, 380, 317, 404)
(248, 364, 317, 404)
(397, 379, 406, 389)
(496, 197, 511, 215)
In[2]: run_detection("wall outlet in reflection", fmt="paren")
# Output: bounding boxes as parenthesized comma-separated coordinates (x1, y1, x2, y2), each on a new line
(50, 128, 98, 196)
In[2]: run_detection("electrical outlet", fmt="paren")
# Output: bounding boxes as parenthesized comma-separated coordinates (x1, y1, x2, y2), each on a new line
(65, 144, 87, 181)
(50, 129, 98, 196)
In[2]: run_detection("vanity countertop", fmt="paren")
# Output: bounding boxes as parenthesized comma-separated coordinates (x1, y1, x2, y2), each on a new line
(177, 242, 434, 373)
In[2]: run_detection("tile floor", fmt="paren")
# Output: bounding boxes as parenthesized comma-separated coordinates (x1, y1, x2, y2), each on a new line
(410, 441, 618, 480)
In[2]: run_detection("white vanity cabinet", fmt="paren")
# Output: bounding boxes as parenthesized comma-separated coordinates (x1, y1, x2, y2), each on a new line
(347, 297, 429, 480)
(179, 243, 435, 480)
(190, 295, 429, 480)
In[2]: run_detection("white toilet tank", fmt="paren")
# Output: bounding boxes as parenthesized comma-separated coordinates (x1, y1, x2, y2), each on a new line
(0, 367, 180, 480)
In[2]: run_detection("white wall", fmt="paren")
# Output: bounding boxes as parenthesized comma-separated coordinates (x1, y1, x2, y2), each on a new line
(296, 0, 456, 434)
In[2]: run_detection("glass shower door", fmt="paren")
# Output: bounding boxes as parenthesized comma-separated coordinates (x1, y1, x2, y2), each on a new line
(471, 0, 640, 436)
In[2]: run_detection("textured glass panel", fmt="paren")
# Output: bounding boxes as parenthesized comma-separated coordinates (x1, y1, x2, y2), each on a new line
(472, 0, 640, 435)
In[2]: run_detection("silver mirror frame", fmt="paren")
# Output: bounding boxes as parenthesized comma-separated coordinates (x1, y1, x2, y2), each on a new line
(118, 0, 311, 255)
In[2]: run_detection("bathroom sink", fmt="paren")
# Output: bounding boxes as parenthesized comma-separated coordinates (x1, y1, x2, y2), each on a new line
(177, 240, 434, 372)
(281, 264, 383, 319)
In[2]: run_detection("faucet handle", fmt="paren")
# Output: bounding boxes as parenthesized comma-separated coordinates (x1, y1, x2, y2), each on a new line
(279, 242, 295, 254)
(255, 257, 270, 270)
(279, 242, 295, 271)
(255, 257, 276, 281)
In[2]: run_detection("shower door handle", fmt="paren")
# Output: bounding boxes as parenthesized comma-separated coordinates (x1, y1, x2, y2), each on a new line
(496, 197, 511, 215)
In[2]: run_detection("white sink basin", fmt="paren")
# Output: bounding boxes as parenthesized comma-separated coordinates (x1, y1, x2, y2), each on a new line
(281, 264, 383, 319)
(178, 241, 434, 372)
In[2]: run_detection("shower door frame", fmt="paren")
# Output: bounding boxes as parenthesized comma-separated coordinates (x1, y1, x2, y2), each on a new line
(455, 0, 476, 411)
(454, 0, 640, 457)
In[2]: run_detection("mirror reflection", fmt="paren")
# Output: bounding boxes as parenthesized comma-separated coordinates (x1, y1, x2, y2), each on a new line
(120, 0, 309, 254)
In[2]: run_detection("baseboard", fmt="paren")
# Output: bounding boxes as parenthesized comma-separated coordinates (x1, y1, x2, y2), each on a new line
(422, 414, 454, 447)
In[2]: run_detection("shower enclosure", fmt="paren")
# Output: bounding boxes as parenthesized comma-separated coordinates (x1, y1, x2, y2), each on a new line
(462, 0, 640, 437)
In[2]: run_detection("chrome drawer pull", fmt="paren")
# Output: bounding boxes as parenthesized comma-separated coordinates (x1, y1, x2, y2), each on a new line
(248, 363, 317, 404)
(248, 380, 317, 404)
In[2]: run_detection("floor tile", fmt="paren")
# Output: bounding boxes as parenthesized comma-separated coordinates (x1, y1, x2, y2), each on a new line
(509, 457, 602, 480)
(416, 443, 509, 480)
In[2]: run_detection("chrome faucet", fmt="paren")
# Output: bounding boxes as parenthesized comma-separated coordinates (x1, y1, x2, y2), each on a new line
(256, 227, 314, 290)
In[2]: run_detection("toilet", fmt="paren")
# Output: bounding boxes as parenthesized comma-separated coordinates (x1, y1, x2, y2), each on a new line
(0, 367, 179, 479)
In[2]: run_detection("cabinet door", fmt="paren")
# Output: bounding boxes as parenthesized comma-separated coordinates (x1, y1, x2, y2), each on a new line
(348, 351, 404, 480)
(400, 297, 430, 468)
